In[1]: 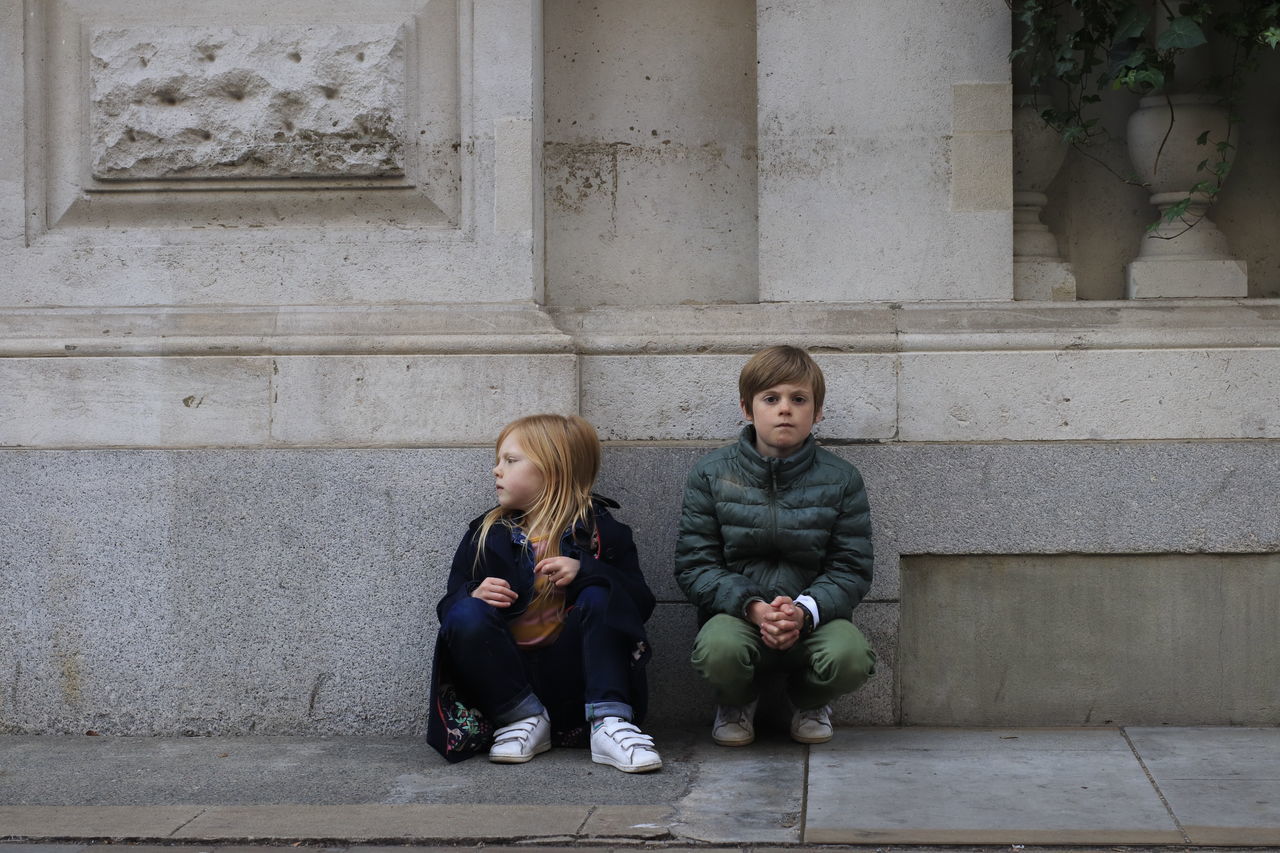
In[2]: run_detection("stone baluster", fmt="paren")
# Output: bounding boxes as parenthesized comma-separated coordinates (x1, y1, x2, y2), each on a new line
(1012, 97, 1076, 300)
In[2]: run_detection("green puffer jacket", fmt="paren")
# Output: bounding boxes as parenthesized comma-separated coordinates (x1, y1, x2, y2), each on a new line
(674, 426, 873, 625)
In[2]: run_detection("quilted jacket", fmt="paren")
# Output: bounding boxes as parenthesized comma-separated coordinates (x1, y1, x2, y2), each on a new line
(674, 426, 873, 625)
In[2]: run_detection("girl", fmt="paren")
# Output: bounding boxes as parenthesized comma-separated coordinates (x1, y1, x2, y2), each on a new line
(427, 414, 662, 773)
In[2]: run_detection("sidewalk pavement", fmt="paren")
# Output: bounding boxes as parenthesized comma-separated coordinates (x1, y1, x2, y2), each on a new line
(1, 726, 1278, 847)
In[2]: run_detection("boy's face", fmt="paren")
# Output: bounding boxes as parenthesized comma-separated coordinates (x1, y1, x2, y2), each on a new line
(741, 383, 822, 459)
(493, 434, 545, 512)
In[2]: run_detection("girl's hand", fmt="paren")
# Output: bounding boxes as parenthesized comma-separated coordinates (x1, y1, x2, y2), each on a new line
(534, 556, 581, 588)
(472, 577, 518, 608)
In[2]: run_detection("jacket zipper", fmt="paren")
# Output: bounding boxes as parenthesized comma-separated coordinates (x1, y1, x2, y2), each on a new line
(769, 461, 779, 549)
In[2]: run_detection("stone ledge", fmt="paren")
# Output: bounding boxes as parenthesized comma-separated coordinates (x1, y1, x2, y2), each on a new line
(2, 300, 1277, 357)
(0, 304, 571, 357)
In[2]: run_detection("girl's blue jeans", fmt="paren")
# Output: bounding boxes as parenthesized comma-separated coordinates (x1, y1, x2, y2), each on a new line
(440, 584, 633, 726)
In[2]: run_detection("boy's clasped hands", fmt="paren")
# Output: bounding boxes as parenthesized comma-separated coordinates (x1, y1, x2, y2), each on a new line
(471, 557, 581, 607)
(747, 596, 804, 650)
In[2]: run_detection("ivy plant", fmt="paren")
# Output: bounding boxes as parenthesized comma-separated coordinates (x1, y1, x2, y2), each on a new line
(1008, 0, 1280, 232)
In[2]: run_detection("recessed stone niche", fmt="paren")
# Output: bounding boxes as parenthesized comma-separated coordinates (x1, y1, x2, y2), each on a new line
(899, 553, 1280, 726)
(90, 25, 406, 180)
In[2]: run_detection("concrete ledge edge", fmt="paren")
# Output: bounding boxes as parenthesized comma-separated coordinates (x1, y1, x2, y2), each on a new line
(0, 804, 678, 844)
(3, 299, 1279, 357)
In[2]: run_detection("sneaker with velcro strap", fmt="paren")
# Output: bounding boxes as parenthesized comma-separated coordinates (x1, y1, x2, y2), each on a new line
(488, 711, 551, 763)
(590, 716, 662, 773)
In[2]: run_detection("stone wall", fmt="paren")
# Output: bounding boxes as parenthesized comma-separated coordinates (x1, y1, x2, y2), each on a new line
(5, 440, 1279, 733)
(2, 0, 1279, 734)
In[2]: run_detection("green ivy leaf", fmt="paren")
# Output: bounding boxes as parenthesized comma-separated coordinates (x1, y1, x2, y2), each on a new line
(1196, 130, 1210, 145)
(1161, 196, 1193, 223)
(1157, 16, 1208, 50)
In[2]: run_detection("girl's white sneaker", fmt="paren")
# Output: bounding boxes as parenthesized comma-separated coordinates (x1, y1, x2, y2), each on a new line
(590, 716, 662, 773)
(488, 711, 551, 763)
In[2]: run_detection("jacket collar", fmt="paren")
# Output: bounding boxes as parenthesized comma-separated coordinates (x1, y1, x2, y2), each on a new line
(736, 425, 817, 487)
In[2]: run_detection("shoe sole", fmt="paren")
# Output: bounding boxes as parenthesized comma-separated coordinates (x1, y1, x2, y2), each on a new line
(591, 753, 662, 773)
(712, 733, 754, 747)
(489, 741, 552, 763)
(790, 731, 833, 744)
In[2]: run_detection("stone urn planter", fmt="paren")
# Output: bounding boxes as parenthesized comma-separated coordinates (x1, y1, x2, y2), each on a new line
(1124, 93, 1246, 297)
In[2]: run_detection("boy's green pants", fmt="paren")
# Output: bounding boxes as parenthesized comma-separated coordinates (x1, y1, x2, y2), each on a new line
(690, 613, 876, 710)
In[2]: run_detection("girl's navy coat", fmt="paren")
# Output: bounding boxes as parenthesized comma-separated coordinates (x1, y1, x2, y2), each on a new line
(427, 497, 655, 759)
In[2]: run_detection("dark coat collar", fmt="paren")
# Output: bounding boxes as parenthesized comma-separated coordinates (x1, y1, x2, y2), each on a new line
(736, 425, 818, 487)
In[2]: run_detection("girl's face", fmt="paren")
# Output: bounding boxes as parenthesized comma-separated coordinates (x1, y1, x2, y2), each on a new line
(493, 434, 545, 512)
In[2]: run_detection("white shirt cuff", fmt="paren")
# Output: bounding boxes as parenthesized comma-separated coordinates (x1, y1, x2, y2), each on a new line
(795, 595, 820, 629)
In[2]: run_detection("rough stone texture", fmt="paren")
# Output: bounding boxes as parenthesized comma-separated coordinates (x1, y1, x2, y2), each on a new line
(90, 25, 406, 180)
(900, 553, 1280, 726)
(4, 441, 1279, 733)
(851, 440, 1280, 602)
(0, 449, 493, 736)
(12, 0, 533, 304)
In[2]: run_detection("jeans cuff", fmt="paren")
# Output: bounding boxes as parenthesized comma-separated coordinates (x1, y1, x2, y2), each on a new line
(585, 701, 632, 722)
(495, 690, 546, 726)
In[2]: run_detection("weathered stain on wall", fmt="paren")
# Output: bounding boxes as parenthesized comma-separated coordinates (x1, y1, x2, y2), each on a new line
(544, 0, 758, 306)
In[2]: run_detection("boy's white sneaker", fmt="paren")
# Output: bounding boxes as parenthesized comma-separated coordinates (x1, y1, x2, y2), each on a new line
(790, 704, 833, 744)
(590, 716, 662, 773)
(712, 699, 758, 746)
(488, 711, 551, 763)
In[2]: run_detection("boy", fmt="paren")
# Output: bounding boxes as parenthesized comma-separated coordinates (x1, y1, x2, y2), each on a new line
(674, 345, 875, 745)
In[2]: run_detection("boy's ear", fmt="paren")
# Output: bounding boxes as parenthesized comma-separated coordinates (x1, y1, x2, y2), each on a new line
(815, 406, 824, 424)
(739, 398, 752, 421)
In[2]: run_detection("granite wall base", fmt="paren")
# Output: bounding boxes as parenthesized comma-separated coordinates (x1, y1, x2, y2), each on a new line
(2, 441, 1277, 734)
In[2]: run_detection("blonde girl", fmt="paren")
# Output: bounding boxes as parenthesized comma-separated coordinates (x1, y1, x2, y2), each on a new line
(427, 414, 661, 772)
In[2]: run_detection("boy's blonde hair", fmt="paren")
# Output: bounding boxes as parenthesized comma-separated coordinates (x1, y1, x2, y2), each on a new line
(739, 345, 826, 415)
(474, 414, 601, 569)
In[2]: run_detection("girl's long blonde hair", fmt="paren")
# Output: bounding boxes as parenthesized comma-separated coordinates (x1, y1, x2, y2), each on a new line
(474, 414, 601, 571)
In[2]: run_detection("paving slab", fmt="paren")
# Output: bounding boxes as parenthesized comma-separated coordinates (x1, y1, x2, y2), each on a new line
(0, 735, 696, 807)
(668, 735, 805, 844)
(804, 728, 1183, 845)
(0, 807, 202, 840)
(579, 805, 674, 839)
(1128, 726, 1280, 846)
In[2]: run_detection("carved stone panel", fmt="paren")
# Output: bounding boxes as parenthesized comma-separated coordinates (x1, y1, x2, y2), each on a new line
(90, 26, 407, 181)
